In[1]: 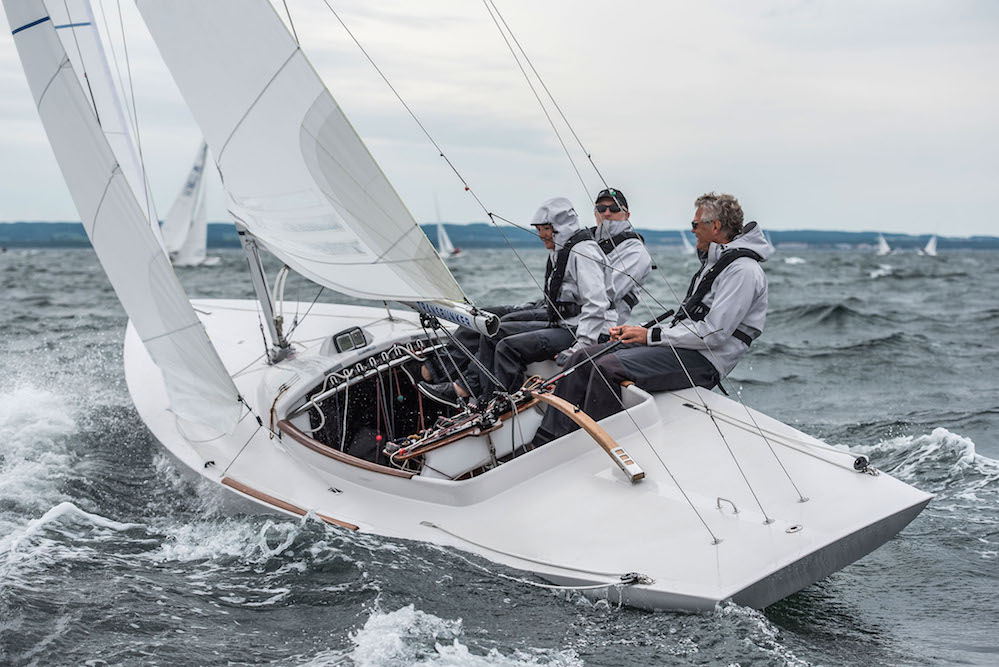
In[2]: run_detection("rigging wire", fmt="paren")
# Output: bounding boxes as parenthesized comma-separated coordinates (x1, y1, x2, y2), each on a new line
(480, 2, 805, 505)
(315, 0, 725, 542)
(479, 0, 590, 202)
(114, 0, 155, 228)
(59, 0, 101, 124)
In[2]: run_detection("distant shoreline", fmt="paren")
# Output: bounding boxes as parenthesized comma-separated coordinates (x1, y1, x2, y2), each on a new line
(1, 221, 995, 250)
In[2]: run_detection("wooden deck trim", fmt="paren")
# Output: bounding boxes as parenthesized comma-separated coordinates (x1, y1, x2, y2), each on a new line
(276, 419, 415, 478)
(529, 391, 645, 482)
(221, 477, 359, 530)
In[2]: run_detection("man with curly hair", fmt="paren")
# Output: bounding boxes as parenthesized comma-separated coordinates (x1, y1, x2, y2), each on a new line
(532, 192, 773, 446)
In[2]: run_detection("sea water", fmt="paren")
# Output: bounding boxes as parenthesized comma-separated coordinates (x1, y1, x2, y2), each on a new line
(1, 247, 997, 666)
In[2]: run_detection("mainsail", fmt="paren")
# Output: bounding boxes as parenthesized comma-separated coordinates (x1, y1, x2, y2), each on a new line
(135, 0, 467, 304)
(162, 141, 210, 266)
(6, 1, 242, 432)
(44, 0, 163, 249)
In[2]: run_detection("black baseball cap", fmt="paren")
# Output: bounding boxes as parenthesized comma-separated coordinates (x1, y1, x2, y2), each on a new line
(595, 188, 628, 209)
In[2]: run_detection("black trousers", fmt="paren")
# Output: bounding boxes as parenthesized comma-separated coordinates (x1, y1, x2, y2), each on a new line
(467, 317, 576, 397)
(429, 304, 539, 383)
(534, 343, 719, 444)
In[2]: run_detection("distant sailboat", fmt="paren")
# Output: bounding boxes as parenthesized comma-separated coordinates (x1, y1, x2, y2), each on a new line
(680, 230, 695, 255)
(876, 233, 891, 256)
(437, 222, 461, 260)
(433, 196, 461, 260)
(923, 235, 937, 257)
(161, 141, 219, 266)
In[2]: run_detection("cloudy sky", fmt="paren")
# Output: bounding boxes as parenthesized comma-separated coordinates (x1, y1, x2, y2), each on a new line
(1, 0, 996, 234)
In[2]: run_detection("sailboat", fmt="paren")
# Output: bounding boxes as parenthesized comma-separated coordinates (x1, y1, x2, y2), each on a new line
(922, 235, 938, 257)
(680, 230, 695, 255)
(876, 233, 892, 256)
(8, 0, 931, 611)
(437, 222, 461, 260)
(161, 141, 219, 267)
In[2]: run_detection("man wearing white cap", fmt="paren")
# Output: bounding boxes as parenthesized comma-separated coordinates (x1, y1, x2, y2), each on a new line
(419, 197, 611, 405)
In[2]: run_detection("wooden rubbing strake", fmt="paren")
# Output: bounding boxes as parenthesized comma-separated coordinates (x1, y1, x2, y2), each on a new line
(530, 391, 645, 482)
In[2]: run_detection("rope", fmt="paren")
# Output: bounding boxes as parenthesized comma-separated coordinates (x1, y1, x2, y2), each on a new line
(310, 0, 767, 542)
(480, 0, 590, 202)
(114, 0, 154, 229)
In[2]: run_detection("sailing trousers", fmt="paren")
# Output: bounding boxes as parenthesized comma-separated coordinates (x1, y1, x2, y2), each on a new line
(469, 319, 576, 398)
(430, 305, 545, 383)
(532, 343, 719, 445)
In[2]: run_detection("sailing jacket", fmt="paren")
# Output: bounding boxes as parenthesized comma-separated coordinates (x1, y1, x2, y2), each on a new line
(592, 218, 653, 325)
(647, 222, 773, 378)
(533, 198, 610, 352)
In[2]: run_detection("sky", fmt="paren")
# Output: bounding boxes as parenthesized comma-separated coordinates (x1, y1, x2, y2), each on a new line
(1, 0, 997, 235)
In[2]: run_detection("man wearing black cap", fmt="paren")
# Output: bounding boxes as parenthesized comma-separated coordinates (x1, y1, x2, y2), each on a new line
(590, 188, 653, 326)
(419, 197, 611, 406)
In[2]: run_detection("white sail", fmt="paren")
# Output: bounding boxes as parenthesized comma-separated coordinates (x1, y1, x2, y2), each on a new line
(437, 223, 456, 257)
(43, 0, 162, 250)
(923, 235, 937, 257)
(680, 230, 695, 255)
(135, 0, 466, 304)
(876, 233, 891, 256)
(6, 0, 241, 432)
(162, 141, 209, 265)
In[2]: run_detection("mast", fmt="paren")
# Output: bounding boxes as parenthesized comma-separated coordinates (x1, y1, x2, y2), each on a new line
(236, 224, 291, 362)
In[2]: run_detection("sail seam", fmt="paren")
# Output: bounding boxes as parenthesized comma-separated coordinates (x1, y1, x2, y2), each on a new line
(88, 166, 121, 242)
(217, 47, 300, 162)
(140, 320, 203, 345)
(37, 56, 70, 107)
(300, 119, 413, 261)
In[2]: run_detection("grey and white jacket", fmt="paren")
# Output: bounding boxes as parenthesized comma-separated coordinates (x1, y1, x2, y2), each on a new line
(647, 222, 773, 378)
(533, 197, 611, 352)
(595, 218, 654, 325)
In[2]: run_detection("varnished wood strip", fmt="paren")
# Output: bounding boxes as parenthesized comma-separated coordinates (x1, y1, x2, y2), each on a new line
(529, 391, 645, 482)
(277, 419, 414, 478)
(221, 477, 359, 530)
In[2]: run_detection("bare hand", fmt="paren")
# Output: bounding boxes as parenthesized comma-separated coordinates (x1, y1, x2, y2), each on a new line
(610, 325, 648, 345)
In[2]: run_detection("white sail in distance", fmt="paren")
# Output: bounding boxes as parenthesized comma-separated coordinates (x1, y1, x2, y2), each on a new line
(163, 141, 210, 266)
(437, 223, 456, 258)
(5, 0, 242, 433)
(923, 235, 937, 257)
(44, 0, 163, 251)
(680, 230, 695, 255)
(135, 0, 466, 304)
(876, 233, 891, 256)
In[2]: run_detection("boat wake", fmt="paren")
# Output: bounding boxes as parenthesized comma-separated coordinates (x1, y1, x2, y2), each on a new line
(855, 427, 998, 505)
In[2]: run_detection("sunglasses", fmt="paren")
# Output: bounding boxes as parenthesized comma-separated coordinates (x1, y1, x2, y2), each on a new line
(595, 204, 624, 213)
(691, 219, 716, 230)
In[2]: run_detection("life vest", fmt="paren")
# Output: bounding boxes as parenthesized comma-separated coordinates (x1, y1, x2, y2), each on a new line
(587, 226, 654, 305)
(673, 247, 763, 345)
(588, 227, 645, 254)
(544, 228, 595, 323)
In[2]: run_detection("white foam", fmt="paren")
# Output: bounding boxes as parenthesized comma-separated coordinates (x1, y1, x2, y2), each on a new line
(869, 264, 893, 279)
(0, 387, 78, 515)
(784, 256, 806, 264)
(855, 427, 999, 500)
(0, 501, 146, 583)
(298, 604, 584, 667)
(715, 602, 811, 666)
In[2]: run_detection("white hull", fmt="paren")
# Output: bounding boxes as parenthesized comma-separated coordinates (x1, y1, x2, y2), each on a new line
(124, 299, 931, 611)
